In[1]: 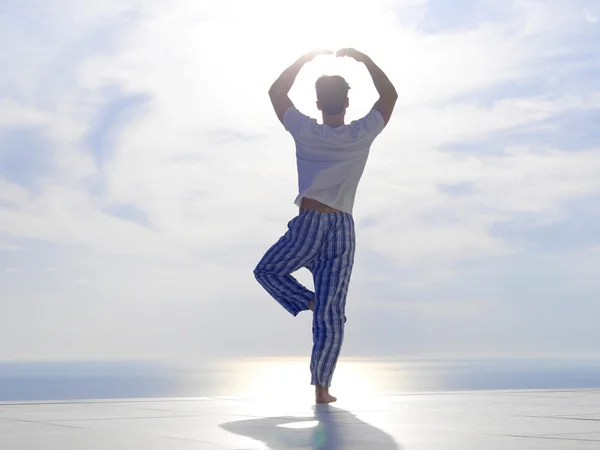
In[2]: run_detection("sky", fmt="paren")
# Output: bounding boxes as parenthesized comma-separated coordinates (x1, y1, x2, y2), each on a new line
(1, 0, 600, 362)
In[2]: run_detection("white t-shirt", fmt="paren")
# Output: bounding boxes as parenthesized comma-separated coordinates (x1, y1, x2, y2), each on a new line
(283, 106, 385, 215)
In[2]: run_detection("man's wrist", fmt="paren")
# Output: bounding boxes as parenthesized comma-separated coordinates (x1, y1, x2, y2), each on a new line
(298, 53, 313, 64)
(361, 55, 374, 65)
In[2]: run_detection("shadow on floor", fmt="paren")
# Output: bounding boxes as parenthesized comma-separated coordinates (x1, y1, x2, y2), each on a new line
(220, 404, 401, 449)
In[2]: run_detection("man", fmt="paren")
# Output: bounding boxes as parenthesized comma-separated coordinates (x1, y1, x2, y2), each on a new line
(254, 48, 397, 403)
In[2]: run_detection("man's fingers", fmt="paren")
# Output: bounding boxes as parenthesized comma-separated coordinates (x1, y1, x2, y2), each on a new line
(307, 49, 333, 59)
(336, 48, 356, 58)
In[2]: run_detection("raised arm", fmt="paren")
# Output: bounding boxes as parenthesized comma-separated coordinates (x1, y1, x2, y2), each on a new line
(268, 49, 332, 124)
(336, 48, 398, 126)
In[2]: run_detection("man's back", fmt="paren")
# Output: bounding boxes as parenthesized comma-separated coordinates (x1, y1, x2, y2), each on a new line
(283, 107, 386, 214)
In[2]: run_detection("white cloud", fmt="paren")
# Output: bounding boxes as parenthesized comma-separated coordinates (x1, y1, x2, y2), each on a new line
(0, 100, 48, 127)
(584, 8, 598, 23)
(4, 268, 19, 273)
(383, 298, 496, 318)
(0, 239, 20, 251)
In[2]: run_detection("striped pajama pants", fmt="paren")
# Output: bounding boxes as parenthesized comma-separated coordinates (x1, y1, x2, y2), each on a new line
(253, 209, 355, 387)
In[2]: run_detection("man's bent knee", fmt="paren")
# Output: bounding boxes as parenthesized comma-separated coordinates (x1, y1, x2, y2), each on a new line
(253, 265, 265, 282)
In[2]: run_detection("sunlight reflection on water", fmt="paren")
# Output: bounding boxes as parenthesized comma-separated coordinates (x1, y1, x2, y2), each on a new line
(3, 358, 600, 401)
(177, 357, 600, 400)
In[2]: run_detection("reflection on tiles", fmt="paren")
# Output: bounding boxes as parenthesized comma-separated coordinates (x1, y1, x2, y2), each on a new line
(2, 390, 600, 449)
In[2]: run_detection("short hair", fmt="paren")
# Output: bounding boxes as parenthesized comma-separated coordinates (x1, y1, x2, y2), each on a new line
(315, 75, 351, 115)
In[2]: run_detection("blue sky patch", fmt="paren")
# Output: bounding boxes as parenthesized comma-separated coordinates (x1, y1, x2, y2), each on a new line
(102, 203, 154, 229)
(0, 126, 55, 191)
(491, 194, 600, 253)
(418, 0, 513, 32)
(86, 88, 151, 168)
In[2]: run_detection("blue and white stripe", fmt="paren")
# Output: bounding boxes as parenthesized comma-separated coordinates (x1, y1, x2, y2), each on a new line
(254, 209, 356, 387)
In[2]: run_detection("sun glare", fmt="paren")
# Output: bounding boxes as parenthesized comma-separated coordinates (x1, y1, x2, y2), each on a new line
(218, 358, 399, 404)
(219, 0, 384, 119)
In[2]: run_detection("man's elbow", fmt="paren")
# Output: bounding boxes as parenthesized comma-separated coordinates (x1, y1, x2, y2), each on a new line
(380, 89, 398, 103)
(377, 90, 398, 109)
(268, 85, 282, 97)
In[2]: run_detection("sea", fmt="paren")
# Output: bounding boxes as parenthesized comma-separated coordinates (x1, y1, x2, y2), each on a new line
(2, 358, 600, 402)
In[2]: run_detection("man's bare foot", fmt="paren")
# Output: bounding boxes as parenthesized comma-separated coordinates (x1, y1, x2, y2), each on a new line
(308, 299, 315, 311)
(315, 385, 337, 403)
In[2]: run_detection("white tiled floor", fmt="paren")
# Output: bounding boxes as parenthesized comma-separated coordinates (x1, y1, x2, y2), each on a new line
(2, 390, 600, 449)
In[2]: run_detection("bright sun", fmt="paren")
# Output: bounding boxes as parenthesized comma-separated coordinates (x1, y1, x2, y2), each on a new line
(223, 0, 384, 118)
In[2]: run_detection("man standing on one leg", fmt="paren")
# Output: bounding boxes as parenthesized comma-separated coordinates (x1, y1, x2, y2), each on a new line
(254, 48, 397, 403)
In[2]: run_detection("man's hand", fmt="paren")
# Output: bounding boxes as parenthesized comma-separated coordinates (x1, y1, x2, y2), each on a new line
(268, 49, 331, 124)
(337, 48, 397, 126)
(336, 48, 370, 63)
(302, 49, 334, 63)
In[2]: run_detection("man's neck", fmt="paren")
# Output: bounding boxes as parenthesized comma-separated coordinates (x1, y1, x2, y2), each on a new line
(322, 114, 345, 128)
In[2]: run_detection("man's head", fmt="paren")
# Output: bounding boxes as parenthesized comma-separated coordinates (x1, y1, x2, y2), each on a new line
(315, 75, 350, 116)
